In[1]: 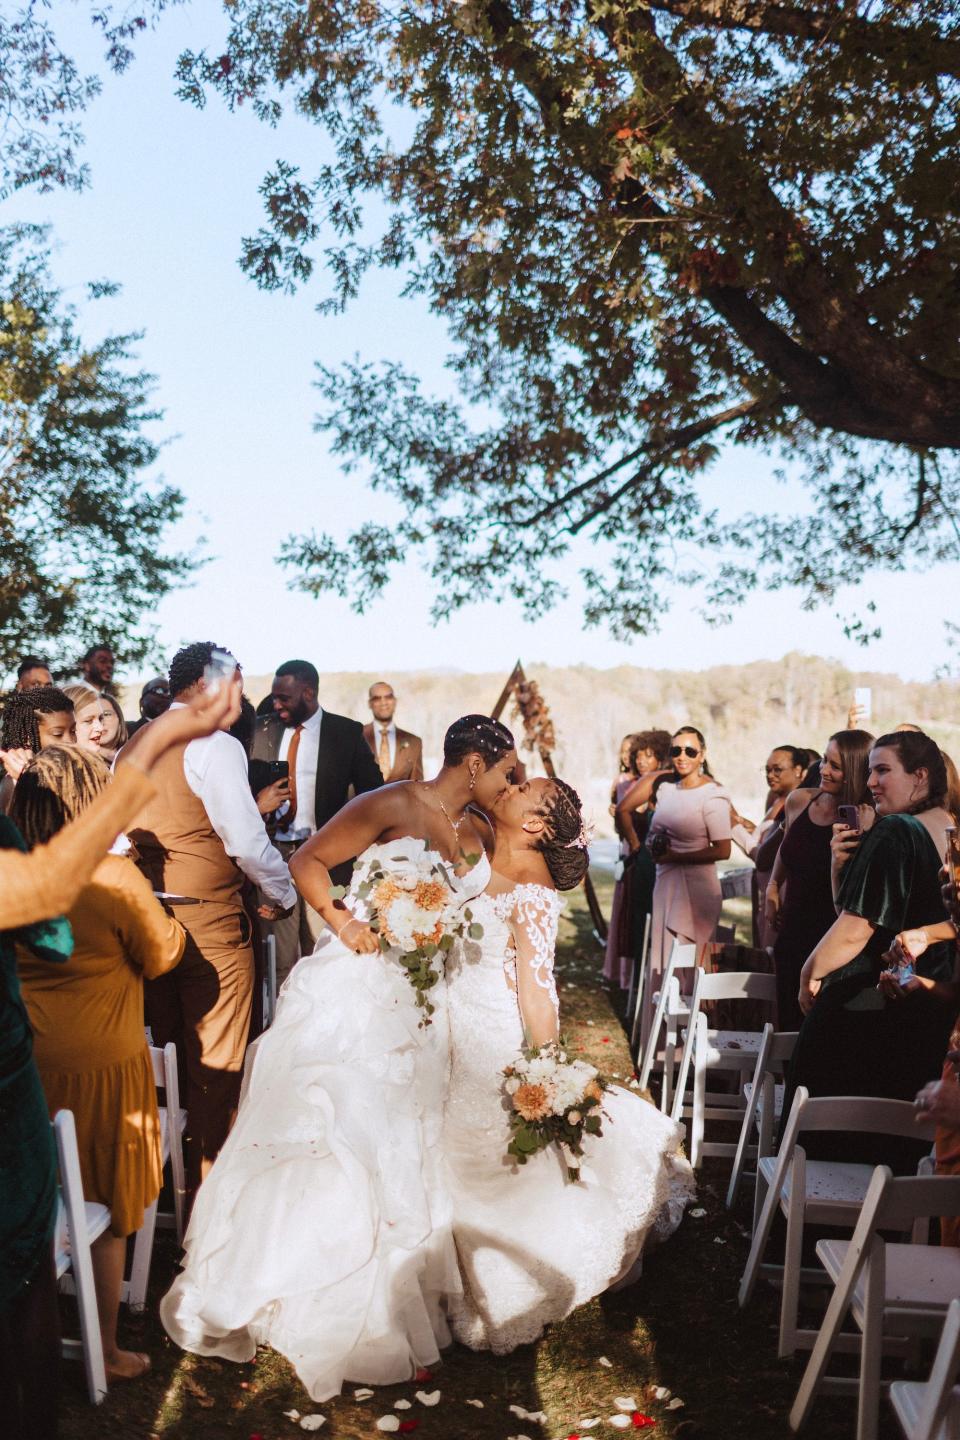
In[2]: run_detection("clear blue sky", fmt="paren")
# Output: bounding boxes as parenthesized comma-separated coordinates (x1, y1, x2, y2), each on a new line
(6, 3, 951, 683)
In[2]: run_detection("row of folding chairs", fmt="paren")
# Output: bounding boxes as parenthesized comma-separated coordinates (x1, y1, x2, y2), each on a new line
(55, 1042, 187, 1403)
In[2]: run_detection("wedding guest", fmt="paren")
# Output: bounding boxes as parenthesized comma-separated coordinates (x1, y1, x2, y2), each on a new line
(732, 745, 809, 949)
(124, 642, 296, 1200)
(14, 656, 52, 691)
(62, 683, 105, 755)
(605, 729, 672, 988)
(251, 659, 382, 986)
(126, 675, 171, 736)
(12, 747, 186, 1385)
(788, 731, 956, 1169)
(363, 680, 424, 782)
(603, 733, 642, 989)
(0, 684, 238, 1440)
(98, 693, 128, 764)
(766, 730, 874, 1028)
(0, 686, 77, 813)
(620, 726, 733, 1004)
(77, 643, 116, 695)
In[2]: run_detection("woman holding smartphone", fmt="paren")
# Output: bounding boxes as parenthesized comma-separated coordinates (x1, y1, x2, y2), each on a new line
(765, 729, 874, 1029)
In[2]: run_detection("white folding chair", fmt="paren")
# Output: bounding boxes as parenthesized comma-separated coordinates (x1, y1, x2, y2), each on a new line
(124, 1042, 187, 1310)
(790, 1168, 960, 1440)
(740, 1089, 938, 1360)
(262, 933, 278, 1029)
(637, 938, 698, 1096)
(53, 1110, 109, 1404)
(626, 912, 652, 1058)
(725, 1025, 798, 1211)
(890, 1296, 960, 1440)
(669, 968, 777, 1167)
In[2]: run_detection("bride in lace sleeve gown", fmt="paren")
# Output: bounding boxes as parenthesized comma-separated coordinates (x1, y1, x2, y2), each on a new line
(445, 778, 694, 1354)
(160, 716, 517, 1401)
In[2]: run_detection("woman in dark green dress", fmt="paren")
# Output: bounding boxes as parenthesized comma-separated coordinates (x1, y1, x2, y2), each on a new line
(785, 731, 957, 1171)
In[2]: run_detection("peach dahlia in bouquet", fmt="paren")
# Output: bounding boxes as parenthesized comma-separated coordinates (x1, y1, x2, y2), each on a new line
(503, 1040, 609, 1180)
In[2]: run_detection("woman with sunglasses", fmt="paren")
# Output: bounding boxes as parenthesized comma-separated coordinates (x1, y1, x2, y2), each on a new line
(619, 726, 733, 1006)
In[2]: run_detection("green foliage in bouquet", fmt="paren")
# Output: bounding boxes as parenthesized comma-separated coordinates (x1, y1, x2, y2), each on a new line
(504, 1039, 609, 1182)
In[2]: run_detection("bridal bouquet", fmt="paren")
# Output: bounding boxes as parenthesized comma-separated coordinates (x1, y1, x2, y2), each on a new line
(337, 847, 482, 1023)
(503, 1040, 609, 1181)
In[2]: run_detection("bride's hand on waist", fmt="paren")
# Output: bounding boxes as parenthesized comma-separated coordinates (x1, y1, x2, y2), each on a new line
(334, 914, 380, 954)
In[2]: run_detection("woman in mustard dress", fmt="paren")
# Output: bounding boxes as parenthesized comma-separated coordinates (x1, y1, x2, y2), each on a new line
(12, 746, 185, 1384)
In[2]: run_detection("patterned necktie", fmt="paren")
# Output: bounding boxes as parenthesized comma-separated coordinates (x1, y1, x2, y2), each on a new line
(378, 725, 391, 779)
(286, 724, 303, 822)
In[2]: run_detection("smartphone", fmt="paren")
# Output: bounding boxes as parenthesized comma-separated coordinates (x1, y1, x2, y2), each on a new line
(854, 686, 872, 721)
(203, 647, 237, 695)
(248, 758, 289, 796)
(837, 804, 861, 832)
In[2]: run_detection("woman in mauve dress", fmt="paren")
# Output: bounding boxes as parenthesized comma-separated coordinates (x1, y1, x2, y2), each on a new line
(603, 734, 641, 988)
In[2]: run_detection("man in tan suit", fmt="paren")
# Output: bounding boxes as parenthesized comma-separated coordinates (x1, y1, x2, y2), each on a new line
(363, 680, 424, 782)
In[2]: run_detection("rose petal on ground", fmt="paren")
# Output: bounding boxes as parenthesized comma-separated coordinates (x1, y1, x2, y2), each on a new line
(578, 1420, 601, 1429)
(631, 1416, 656, 1430)
(299, 1417, 326, 1432)
(651, 1387, 671, 1402)
(509, 1405, 546, 1423)
(354, 1389, 375, 1400)
(283, 1411, 301, 1422)
(609, 1418, 631, 1430)
(665, 1398, 685, 1411)
(614, 1397, 639, 1411)
(414, 1368, 433, 1382)
(398, 1424, 419, 1435)
(394, 1400, 412, 1410)
(415, 1389, 441, 1406)
(376, 1416, 401, 1432)
(466, 1400, 484, 1408)
(597, 1356, 614, 1368)
(689, 1208, 706, 1218)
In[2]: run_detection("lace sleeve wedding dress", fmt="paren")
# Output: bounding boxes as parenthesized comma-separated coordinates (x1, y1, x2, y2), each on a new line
(443, 882, 694, 1353)
(160, 837, 490, 1401)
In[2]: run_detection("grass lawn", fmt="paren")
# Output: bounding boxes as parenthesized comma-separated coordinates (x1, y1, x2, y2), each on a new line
(58, 869, 888, 1439)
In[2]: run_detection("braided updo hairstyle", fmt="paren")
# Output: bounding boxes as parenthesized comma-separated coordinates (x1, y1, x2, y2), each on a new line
(1, 686, 75, 753)
(534, 778, 589, 891)
(443, 714, 516, 769)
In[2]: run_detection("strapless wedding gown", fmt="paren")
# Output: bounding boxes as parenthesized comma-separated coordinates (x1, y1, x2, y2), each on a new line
(444, 883, 695, 1353)
(160, 838, 490, 1401)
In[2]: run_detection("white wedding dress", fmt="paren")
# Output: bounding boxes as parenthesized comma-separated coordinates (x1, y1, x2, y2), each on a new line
(160, 838, 490, 1401)
(443, 882, 695, 1353)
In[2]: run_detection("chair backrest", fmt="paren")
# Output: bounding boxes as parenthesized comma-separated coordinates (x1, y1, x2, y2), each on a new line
(666, 939, 698, 974)
(769, 1030, 799, 1067)
(694, 968, 778, 1004)
(147, 1044, 165, 1087)
(790, 1090, 937, 1145)
(872, 1170, 960, 1232)
(915, 1296, 960, 1440)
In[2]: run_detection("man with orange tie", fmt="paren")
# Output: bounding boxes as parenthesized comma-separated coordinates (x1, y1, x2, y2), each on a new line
(251, 659, 382, 985)
(362, 680, 425, 783)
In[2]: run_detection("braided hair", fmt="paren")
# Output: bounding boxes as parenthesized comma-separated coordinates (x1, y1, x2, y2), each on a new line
(10, 745, 112, 846)
(443, 714, 515, 769)
(1, 686, 75, 752)
(534, 778, 589, 891)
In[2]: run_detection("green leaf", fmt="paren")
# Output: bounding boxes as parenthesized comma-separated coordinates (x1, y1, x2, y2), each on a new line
(468, 923, 483, 940)
(328, 884, 347, 899)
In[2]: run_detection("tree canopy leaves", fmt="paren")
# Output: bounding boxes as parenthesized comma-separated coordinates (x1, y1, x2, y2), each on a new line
(178, 0, 960, 637)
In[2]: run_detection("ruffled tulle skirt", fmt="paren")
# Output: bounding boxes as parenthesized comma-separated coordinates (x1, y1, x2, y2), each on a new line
(160, 931, 460, 1401)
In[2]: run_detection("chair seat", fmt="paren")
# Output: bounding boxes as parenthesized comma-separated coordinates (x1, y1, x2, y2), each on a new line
(54, 1198, 111, 1279)
(889, 1378, 960, 1439)
(743, 1079, 785, 1122)
(681, 1028, 764, 1064)
(758, 1155, 876, 1214)
(817, 1240, 960, 1317)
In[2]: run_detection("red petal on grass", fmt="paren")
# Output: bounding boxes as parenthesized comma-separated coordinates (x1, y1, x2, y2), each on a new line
(414, 1369, 433, 1381)
(601, 1037, 610, 1043)
(632, 1415, 656, 1429)
(398, 1423, 420, 1434)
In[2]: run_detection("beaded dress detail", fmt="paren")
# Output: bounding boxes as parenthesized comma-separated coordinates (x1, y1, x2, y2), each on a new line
(444, 882, 694, 1353)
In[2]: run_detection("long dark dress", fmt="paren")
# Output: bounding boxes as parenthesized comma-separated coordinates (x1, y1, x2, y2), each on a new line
(0, 818, 72, 1308)
(784, 813, 956, 1172)
(773, 797, 836, 1029)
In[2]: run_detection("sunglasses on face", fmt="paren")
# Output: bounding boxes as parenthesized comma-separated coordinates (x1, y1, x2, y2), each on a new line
(670, 745, 700, 759)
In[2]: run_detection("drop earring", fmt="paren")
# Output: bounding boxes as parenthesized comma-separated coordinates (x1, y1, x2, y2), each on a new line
(469, 768, 477, 791)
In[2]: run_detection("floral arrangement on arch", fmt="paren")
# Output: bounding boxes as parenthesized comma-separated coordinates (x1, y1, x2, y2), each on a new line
(503, 1040, 609, 1180)
(511, 677, 556, 756)
(333, 845, 483, 1023)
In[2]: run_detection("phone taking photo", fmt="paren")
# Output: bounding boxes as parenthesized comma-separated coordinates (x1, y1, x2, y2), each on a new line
(854, 686, 872, 722)
(203, 647, 237, 696)
(837, 804, 861, 832)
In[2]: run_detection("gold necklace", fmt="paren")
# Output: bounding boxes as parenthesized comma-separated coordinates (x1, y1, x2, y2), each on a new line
(434, 791, 466, 839)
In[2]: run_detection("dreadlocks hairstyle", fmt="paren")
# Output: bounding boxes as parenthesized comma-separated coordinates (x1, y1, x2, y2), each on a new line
(1, 687, 75, 753)
(10, 745, 112, 847)
(168, 642, 238, 698)
(443, 715, 516, 769)
(534, 778, 590, 891)
(872, 730, 949, 814)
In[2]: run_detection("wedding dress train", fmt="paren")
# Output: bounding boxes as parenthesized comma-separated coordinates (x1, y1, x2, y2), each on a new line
(160, 838, 489, 1401)
(444, 883, 695, 1353)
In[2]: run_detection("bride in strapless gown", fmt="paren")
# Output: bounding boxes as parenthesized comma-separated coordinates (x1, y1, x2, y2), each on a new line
(444, 777, 695, 1353)
(160, 717, 516, 1401)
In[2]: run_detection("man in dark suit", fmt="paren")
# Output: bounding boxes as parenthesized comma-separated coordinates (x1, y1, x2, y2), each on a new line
(362, 680, 424, 783)
(251, 659, 382, 983)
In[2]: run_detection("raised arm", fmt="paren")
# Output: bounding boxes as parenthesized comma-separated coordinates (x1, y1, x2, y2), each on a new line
(615, 771, 671, 852)
(511, 887, 563, 1048)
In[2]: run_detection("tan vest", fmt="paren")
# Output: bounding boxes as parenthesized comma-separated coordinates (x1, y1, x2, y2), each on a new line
(128, 741, 244, 910)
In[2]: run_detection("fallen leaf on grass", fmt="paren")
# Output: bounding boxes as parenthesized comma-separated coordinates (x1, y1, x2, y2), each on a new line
(415, 1389, 441, 1406)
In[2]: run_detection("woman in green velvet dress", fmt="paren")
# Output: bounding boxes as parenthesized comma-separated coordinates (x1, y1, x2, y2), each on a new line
(784, 731, 957, 1171)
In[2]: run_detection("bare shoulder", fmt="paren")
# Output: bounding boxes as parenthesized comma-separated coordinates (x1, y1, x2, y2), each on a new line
(785, 786, 817, 817)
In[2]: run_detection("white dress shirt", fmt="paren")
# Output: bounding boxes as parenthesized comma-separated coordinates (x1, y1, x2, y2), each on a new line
(372, 718, 397, 773)
(276, 705, 323, 841)
(171, 704, 296, 907)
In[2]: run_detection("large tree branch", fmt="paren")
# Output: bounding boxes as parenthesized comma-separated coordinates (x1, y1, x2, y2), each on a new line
(645, 1, 960, 82)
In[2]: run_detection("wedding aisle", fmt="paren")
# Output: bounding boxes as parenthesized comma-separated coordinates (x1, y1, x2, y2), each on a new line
(58, 870, 884, 1440)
